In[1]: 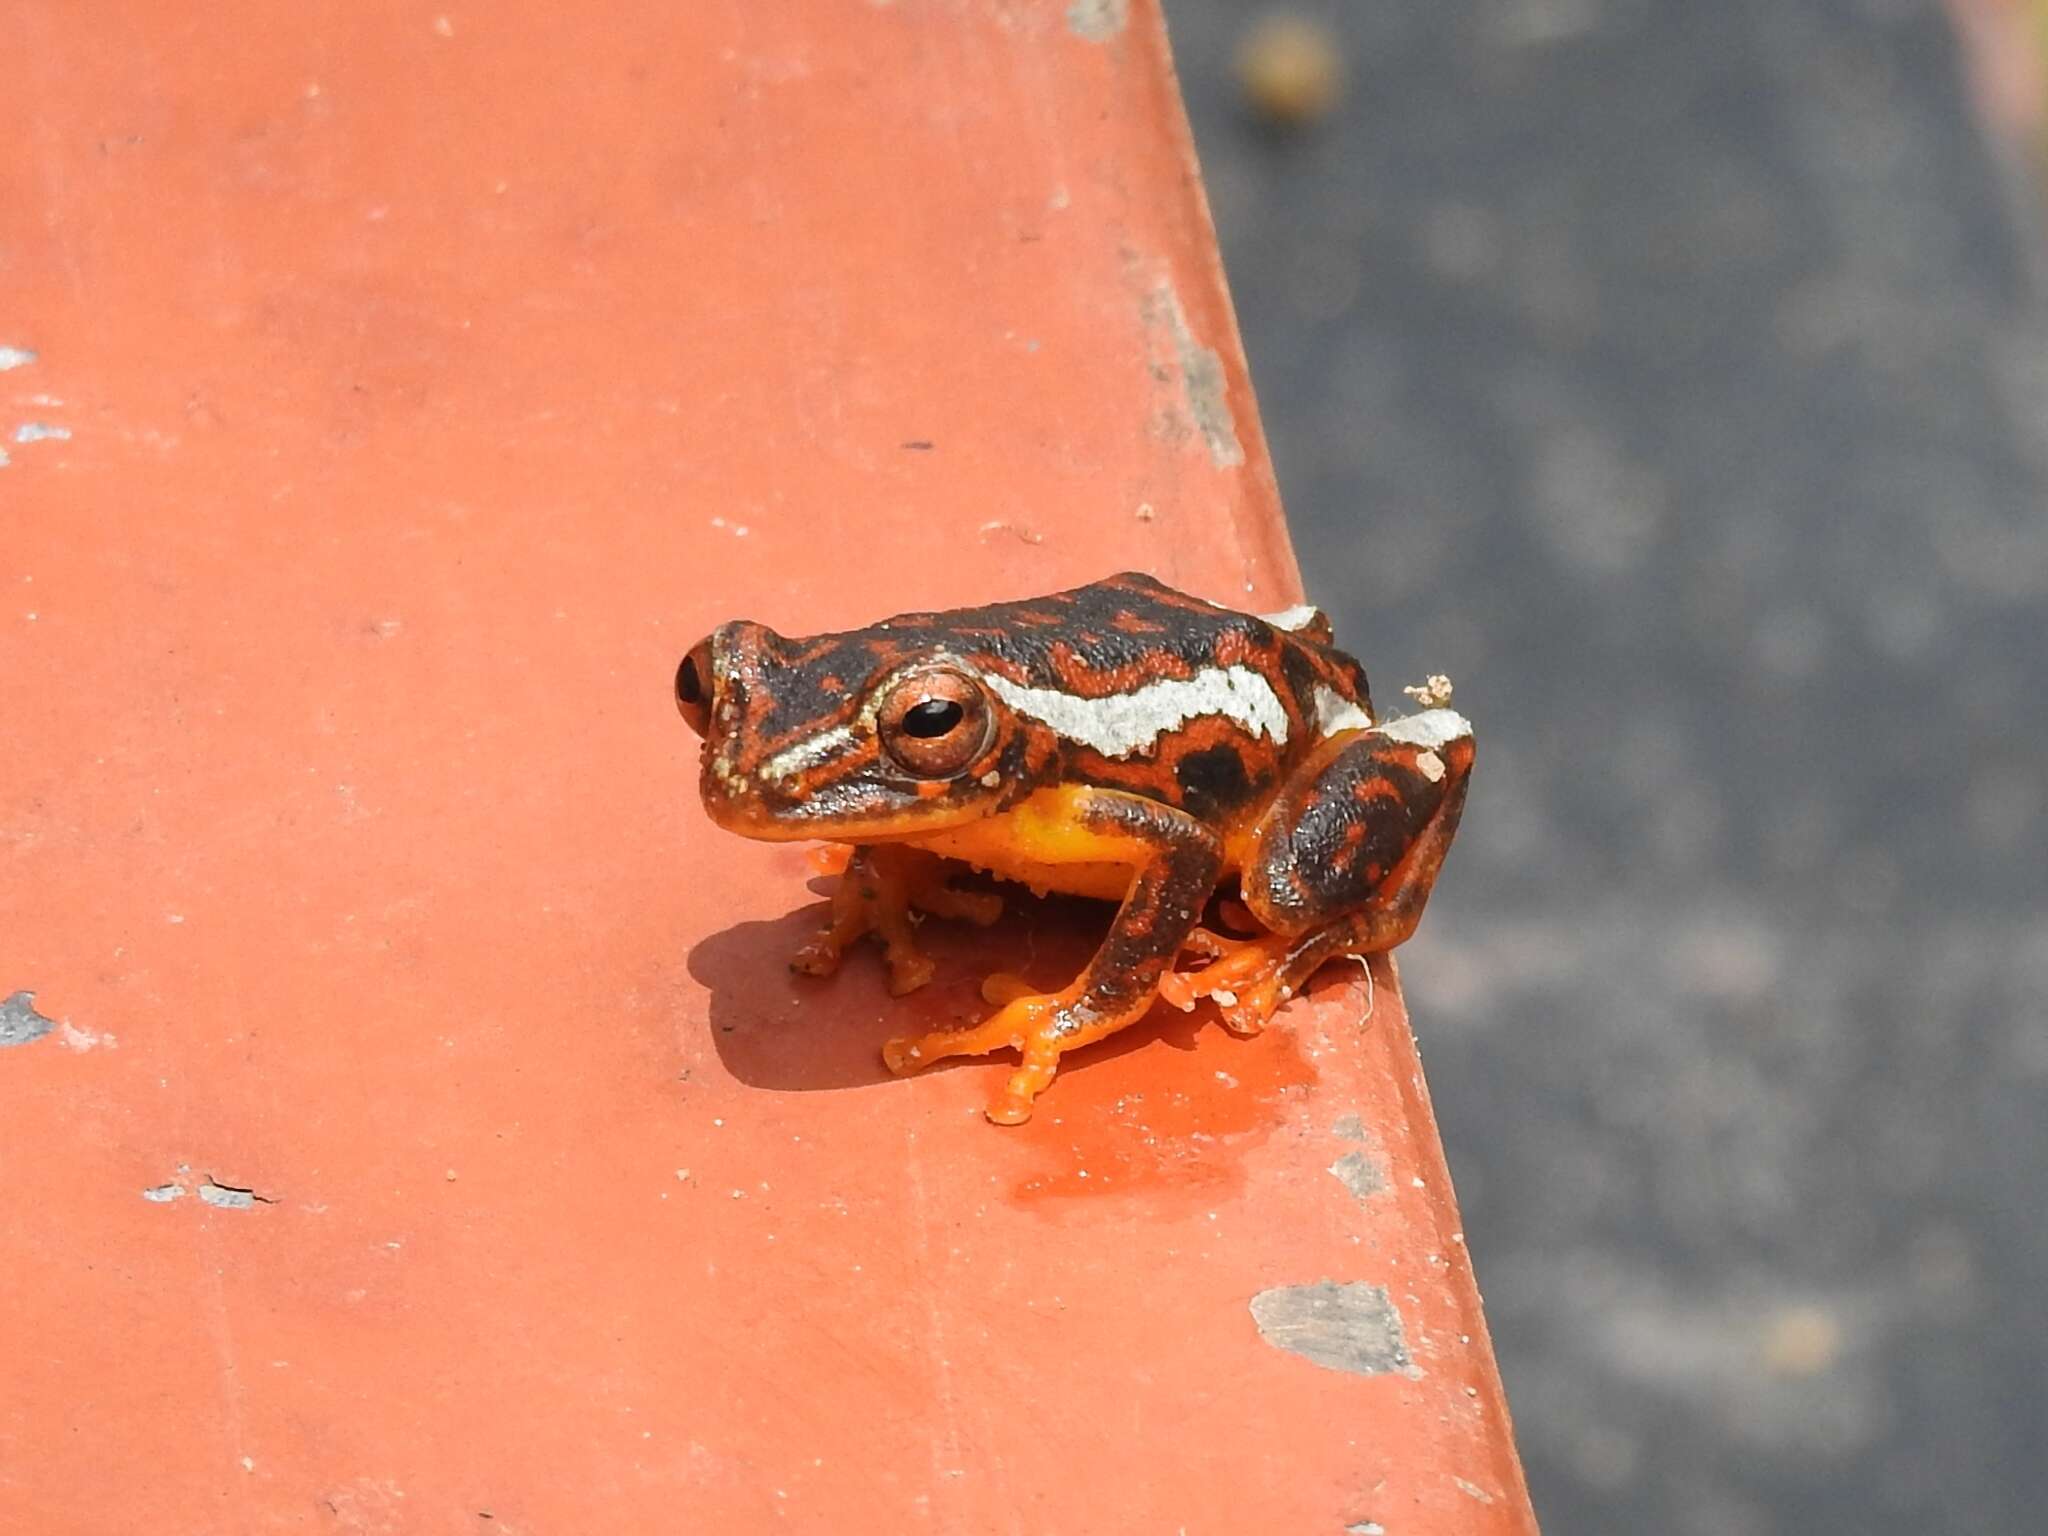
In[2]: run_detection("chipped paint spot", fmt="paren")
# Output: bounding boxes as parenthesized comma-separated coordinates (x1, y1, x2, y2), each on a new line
(1415, 749, 1446, 783)
(0, 346, 35, 371)
(1143, 282, 1244, 469)
(1065, 0, 1127, 41)
(1454, 1478, 1497, 1505)
(1328, 1148, 1386, 1201)
(1250, 1281, 1411, 1375)
(985, 664, 1288, 757)
(13, 423, 71, 444)
(1331, 1112, 1367, 1140)
(142, 1168, 271, 1208)
(1, 991, 56, 1048)
(1347, 1524, 1387, 1535)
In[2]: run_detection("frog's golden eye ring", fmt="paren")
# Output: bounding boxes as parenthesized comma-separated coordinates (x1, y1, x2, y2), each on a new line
(877, 667, 995, 779)
(675, 637, 715, 736)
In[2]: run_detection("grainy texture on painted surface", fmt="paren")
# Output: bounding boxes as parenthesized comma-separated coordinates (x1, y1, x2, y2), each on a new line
(0, 3, 1534, 1531)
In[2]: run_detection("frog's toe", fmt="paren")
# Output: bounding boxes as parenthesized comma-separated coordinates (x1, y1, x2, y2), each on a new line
(789, 935, 847, 978)
(987, 1051, 1058, 1126)
(882, 946, 937, 997)
(915, 883, 1003, 927)
(979, 971, 1039, 1006)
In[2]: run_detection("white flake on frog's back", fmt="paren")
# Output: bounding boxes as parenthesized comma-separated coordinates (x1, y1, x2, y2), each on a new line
(0, 346, 36, 371)
(985, 666, 1289, 758)
(12, 423, 70, 444)
(759, 724, 857, 783)
(1260, 604, 1322, 633)
(1375, 708, 1473, 750)
(1312, 682, 1374, 737)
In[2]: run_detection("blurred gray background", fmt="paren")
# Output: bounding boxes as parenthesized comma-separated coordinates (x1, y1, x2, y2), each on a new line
(1165, 2, 2048, 1532)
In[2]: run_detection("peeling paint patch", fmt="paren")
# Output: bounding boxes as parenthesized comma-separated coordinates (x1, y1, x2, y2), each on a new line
(1065, 0, 1127, 40)
(1328, 1148, 1387, 1201)
(0, 346, 35, 371)
(13, 423, 71, 444)
(1144, 282, 1244, 468)
(142, 1167, 272, 1208)
(1250, 1281, 1411, 1375)
(1, 991, 56, 1048)
(1331, 1112, 1367, 1140)
(1346, 1523, 1386, 1535)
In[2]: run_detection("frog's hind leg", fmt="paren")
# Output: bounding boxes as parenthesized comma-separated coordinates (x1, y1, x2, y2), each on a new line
(790, 845, 1002, 996)
(882, 786, 1222, 1125)
(1164, 711, 1474, 1035)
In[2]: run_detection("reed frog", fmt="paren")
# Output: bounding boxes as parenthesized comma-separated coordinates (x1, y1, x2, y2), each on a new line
(675, 571, 1472, 1124)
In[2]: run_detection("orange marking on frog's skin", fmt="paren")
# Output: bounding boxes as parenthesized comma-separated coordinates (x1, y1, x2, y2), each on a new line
(675, 571, 1473, 1123)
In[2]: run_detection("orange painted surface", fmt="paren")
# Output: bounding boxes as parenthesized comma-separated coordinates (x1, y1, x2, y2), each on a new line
(0, 3, 1537, 1531)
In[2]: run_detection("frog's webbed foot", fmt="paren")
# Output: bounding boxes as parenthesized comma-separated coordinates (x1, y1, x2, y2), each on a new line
(789, 846, 1001, 996)
(882, 975, 1093, 1125)
(1158, 927, 1297, 1037)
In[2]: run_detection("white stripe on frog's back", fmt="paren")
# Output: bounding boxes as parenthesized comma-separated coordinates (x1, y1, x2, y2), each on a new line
(1373, 708, 1472, 749)
(1259, 604, 1323, 633)
(1311, 682, 1374, 737)
(984, 666, 1290, 759)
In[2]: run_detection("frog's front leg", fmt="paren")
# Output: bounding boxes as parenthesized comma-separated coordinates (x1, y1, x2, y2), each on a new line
(881, 787, 1222, 1125)
(1163, 710, 1474, 1034)
(790, 844, 1002, 996)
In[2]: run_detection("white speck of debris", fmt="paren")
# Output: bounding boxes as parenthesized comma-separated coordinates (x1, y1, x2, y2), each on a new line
(1411, 1175, 1426, 1188)
(166, 913, 185, 924)
(241, 1457, 255, 1473)
(13, 423, 70, 444)
(733, 525, 750, 537)
(1211, 988, 1238, 1008)
(1415, 749, 1447, 783)
(731, 1189, 744, 1199)
(1214, 1070, 1238, 1088)
(0, 346, 35, 370)
(712, 1118, 724, 1127)
(432, 14, 453, 35)
(675, 1168, 691, 1182)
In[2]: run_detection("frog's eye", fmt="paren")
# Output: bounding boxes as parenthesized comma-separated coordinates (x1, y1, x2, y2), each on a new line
(675, 637, 715, 736)
(878, 667, 994, 779)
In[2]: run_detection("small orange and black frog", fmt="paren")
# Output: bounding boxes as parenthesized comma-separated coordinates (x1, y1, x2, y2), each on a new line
(675, 571, 1472, 1124)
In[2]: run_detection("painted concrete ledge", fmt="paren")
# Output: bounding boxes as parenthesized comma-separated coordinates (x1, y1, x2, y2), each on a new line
(0, 2, 1537, 1531)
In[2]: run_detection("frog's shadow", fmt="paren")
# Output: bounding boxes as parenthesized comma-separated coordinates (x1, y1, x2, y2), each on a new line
(689, 882, 1212, 1095)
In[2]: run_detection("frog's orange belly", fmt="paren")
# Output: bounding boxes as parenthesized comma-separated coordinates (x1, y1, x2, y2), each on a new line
(911, 826, 1132, 902)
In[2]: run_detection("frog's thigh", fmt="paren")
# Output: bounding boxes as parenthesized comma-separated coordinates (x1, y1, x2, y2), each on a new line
(1239, 723, 1474, 938)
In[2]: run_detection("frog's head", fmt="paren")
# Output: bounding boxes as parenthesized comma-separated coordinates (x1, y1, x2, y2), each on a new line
(675, 620, 1021, 841)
